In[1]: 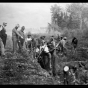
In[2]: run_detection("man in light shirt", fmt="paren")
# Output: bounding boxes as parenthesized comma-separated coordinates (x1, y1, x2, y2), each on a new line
(25, 34, 32, 50)
(40, 42, 49, 53)
(12, 24, 23, 54)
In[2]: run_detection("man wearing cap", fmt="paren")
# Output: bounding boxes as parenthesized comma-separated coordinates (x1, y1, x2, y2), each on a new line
(12, 24, 23, 53)
(18, 26, 25, 52)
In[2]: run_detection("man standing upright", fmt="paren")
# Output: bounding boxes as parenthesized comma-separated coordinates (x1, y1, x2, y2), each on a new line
(18, 26, 25, 52)
(0, 38, 5, 56)
(71, 37, 78, 51)
(0, 22, 7, 48)
(25, 33, 32, 51)
(12, 24, 23, 54)
(59, 37, 67, 55)
(0, 22, 7, 56)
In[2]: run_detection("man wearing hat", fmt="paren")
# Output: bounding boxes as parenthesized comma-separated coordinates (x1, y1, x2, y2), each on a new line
(12, 24, 23, 54)
(18, 26, 25, 52)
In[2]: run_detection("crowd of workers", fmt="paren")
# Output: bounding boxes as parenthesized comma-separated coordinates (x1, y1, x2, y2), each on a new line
(0, 23, 78, 78)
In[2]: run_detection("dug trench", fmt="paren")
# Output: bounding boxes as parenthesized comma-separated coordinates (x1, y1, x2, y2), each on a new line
(0, 46, 88, 85)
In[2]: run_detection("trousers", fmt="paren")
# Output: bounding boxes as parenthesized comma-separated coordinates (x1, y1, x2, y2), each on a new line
(18, 38, 24, 52)
(12, 37, 18, 53)
(0, 38, 5, 55)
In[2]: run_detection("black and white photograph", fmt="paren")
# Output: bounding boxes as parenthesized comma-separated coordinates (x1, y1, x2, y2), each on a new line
(0, 2, 88, 85)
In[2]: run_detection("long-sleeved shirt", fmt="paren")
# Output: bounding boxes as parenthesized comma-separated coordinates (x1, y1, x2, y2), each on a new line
(0, 26, 6, 38)
(18, 30, 25, 39)
(60, 39, 67, 48)
(12, 28, 22, 39)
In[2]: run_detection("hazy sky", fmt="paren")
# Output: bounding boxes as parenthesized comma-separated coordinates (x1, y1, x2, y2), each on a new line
(0, 3, 71, 35)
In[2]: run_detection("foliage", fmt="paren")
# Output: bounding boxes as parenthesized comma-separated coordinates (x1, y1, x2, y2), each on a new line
(50, 3, 88, 31)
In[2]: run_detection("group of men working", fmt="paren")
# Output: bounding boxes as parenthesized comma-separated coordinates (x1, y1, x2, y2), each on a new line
(12, 24, 25, 54)
(32, 33, 78, 76)
(0, 23, 26, 56)
(0, 22, 78, 76)
(34, 35, 68, 76)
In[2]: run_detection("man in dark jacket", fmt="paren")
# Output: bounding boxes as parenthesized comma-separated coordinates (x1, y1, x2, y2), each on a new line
(0, 37, 5, 56)
(0, 22, 7, 48)
(72, 37, 78, 50)
(0, 22, 7, 56)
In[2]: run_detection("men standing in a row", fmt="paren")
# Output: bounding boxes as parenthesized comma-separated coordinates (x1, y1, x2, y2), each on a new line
(12, 24, 23, 54)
